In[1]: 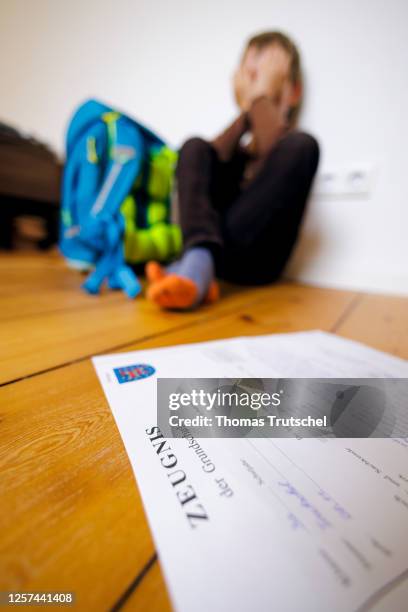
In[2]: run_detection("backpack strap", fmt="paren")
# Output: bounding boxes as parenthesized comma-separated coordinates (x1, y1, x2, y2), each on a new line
(82, 216, 141, 297)
(79, 116, 144, 297)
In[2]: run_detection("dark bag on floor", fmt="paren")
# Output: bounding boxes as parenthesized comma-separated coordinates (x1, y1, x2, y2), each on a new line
(0, 121, 61, 249)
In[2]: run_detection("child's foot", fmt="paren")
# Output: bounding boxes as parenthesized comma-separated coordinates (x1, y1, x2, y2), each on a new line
(145, 248, 219, 310)
(145, 260, 167, 284)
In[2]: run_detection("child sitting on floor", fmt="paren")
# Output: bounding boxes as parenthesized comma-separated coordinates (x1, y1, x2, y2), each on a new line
(146, 31, 319, 310)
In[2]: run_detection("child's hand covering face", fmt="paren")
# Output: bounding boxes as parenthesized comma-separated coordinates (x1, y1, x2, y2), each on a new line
(234, 43, 293, 112)
(233, 49, 257, 111)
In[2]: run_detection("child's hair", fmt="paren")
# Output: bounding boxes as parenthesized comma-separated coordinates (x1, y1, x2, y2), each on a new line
(247, 31, 303, 126)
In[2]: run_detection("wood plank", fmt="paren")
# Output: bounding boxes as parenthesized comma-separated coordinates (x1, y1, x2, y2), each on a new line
(0, 359, 156, 610)
(0, 252, 246, 320)
(0, 251, 261, 320)
(0, 288, 123, 322)
(0, 249, 358, 384)
(0, 251, 79, 294)
(0, 251, 125, 319)
(118, 283, 358, 351)
(0, 283, 356, 610)
(0, 281, 283, 384)
(335, 293, 408, 359)
(0, 298, 182, 384)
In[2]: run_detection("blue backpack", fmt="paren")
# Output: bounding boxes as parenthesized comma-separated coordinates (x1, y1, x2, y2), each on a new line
(60, 99, 181, 297)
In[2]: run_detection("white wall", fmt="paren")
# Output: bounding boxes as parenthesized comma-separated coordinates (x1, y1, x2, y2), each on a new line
(1, 0, 407, 295)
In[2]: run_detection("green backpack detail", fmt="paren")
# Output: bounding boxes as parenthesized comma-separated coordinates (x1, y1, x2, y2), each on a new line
(121, 145, 182, 263)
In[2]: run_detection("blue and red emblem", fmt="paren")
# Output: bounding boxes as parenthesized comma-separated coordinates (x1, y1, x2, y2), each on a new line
(113, 364, 155, 384)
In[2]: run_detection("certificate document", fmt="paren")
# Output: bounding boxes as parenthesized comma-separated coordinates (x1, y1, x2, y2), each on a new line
(93, 331, 408, 612)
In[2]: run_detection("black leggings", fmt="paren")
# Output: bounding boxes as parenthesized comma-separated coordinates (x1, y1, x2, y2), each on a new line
(176, 131, 320, 285)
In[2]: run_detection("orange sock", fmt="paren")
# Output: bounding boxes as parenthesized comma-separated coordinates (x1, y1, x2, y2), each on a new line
(145, 261, 167, 284)
(145, 261, 219, 310)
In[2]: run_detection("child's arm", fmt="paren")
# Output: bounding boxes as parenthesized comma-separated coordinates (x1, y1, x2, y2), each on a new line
(247, 95, 288, 157)
(211, 113, 249, 162)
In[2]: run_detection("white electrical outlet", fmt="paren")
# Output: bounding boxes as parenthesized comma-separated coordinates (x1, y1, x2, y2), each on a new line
(315, 170, 342, 196)
(315, 164, 375, 197)
(343, 166, 373, 195)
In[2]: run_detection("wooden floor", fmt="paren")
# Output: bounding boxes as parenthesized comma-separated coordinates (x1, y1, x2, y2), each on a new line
(0, 251, 407, 612)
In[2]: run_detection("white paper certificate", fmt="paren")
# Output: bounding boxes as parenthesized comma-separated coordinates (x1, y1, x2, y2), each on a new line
(93, 331, 408, 612)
